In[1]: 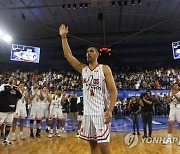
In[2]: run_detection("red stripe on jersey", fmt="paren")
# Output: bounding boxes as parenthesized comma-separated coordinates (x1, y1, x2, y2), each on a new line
(88, 64, 100, 71)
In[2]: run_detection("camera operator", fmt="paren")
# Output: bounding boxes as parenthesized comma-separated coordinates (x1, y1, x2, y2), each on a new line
(128, 96, 141, 135)
(140, 90, 153, 138)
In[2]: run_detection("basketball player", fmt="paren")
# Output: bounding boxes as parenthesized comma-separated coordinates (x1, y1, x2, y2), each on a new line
(59, 24, 117, 154)
(12, 84, 29, 141)
(40, 87, 52, 133)
(163, 83, 180, 145)
(0, 77, 22, 145)
(49, 89, 63, 138)
(29, 84, 43, 138)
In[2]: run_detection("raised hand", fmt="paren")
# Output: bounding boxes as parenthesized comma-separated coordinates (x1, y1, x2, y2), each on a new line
(59, 24, 68, 37)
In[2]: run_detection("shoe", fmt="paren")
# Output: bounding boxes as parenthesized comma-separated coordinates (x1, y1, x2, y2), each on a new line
(11, 133, 17, 141)
(2, 140, 12, 146)
(30, 133, 34, 138)
(76, 133, 80, 138)
(20, 135, 25, 140)
(137, 132, 140, 135)
(62, 128, 66, 132)
(163, 138, 172, 145)
(36, 133, 41, 138)
(56, 132, 61, 137)
(49, 133, 53, 138)
(132, 132, 136, 135)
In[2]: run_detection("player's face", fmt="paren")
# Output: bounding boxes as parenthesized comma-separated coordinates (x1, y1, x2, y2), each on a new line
(86, 47, 99, 62)
(173, 84, 179, 90)
(19, 84, 24, 91)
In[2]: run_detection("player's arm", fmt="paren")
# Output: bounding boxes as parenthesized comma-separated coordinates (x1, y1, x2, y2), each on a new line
(59, 24, 86, 73)
(103, 65, 117, 123)
(166, 92, 173, 103)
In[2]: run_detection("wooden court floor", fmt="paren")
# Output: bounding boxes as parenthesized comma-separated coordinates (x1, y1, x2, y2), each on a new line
(1, 128, 180, 154)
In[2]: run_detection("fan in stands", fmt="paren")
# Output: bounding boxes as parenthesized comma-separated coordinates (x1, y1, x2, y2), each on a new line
(99, 47, 112, 56)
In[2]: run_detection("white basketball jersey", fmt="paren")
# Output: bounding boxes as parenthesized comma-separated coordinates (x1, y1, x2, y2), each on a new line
(17, 91, 26, 107)
(31, 90, 41, 107)
(82, 64, 109, 115)
(169, 91, 180, 109)
(51, 95, 62, 108)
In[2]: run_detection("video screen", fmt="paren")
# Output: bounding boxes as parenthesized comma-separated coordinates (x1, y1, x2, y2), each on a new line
(10, 44, 40, 63)
(172, 41, 180, 59)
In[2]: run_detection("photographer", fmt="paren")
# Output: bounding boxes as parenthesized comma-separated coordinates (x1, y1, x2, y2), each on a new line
(128, 96, 141, 135)
(140, 90, 153, 138)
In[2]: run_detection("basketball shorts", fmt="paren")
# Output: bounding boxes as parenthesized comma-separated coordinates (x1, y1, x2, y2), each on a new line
(0, 112, 14, 125)
(80, 115, 110, 143)
(168, 108, 180, 123)
(14, 106, 27, 119)
(29, 106, 43, 120)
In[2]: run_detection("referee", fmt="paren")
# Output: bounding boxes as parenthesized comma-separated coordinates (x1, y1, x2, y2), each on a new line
(0, 77, 22, 145)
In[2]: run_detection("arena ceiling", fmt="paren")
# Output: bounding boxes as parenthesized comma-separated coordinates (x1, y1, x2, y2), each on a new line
(0, 0, 180, 48)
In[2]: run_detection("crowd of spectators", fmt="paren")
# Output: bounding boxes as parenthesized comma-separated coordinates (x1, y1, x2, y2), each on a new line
(0, 67, 179, 91)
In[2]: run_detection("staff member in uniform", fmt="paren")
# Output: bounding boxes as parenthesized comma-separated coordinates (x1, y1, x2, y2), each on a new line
(0, 77, 22, 145)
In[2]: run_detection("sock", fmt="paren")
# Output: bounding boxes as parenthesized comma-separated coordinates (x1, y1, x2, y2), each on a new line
(4, 130, 10, 140)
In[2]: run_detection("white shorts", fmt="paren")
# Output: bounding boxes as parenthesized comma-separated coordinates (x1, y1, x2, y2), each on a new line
(80, 115, 110, 143)
(168, 108, 180, 122)
(42, 106, 49, 119)
(14, 106, 27, 119)
(50, 108, 63, 119)
(29, 107, 43, 120)
(0, 112, 14, 125)
(78, 115, 83, 121)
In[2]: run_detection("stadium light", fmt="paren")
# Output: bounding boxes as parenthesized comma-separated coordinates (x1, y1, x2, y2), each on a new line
(2, 34, 12, 43)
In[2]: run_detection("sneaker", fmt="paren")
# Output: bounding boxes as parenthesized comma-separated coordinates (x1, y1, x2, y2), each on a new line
(49, 133, 53, 138)
(30, 133, 34, 138)
(19, 134, 25, 140)
(2, 140, 12, 146)
(137, 132, 140, 135)
(163, 138, 172, 145)
(11, 133, 17, 141)
(36, 133, 41, 138)
(62, 128, 66, 132)
(76, 133, 80, 138)
(132, 132, 136, 135)
(56, 132, 61, 137)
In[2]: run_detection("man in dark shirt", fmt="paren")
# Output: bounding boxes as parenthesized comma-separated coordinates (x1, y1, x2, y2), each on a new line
(69, 91, 78, 131)
(140, 90, 153, 139)
(0, 77, 22, 145)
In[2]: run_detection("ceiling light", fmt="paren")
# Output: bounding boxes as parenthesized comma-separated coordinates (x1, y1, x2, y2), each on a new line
(2, 34, 12, 43)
